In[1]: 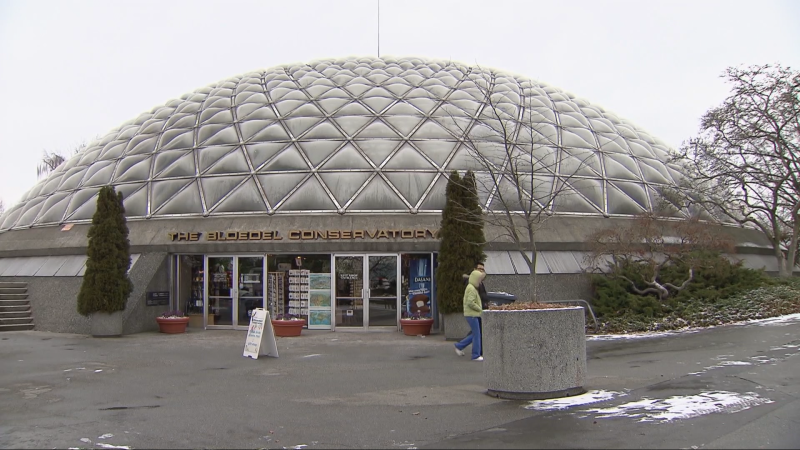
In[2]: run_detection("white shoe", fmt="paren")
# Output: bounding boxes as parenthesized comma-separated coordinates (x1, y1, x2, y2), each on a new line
(454, 346, 464, 356)
(473, 356, 484, 361)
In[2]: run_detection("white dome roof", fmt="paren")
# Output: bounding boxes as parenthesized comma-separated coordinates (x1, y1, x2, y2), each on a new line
(0, 56, 687, 231)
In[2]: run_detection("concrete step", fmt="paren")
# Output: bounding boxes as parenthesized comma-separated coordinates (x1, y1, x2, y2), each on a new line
(0, 311, 31, 319)
(0, 305, 31, 313)
(0, 323, 35, 332)
(0, 317, 33, 326)
(0, 294, 29, 301)
(0, 282, 27, 289)
(0, 299, 30, 307)
(0, 287, 27, 295)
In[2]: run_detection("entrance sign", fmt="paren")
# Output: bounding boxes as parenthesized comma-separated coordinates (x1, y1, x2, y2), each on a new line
(243, 308, 279, 359)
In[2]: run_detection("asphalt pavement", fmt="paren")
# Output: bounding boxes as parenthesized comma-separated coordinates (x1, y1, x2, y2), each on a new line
(1, 316, 799, 449)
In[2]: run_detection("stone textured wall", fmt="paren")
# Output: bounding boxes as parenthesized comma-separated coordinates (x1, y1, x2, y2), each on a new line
(0, 252, 169, 335)
(483, 307, 587, 399)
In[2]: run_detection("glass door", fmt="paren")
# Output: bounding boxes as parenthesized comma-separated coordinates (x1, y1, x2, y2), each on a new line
(207, 256, 234, 326)
(334, 255, 364, 328)
(367, 255, 399, 328)
(236, 256, 264, 328)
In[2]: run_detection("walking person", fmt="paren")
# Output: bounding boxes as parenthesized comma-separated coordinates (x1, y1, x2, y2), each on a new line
(461, 261, 487, 355)
(454, 268, 485, 361)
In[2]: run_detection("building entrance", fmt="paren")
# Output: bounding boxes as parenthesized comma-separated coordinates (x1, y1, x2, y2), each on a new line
(333, 254, 399, 330)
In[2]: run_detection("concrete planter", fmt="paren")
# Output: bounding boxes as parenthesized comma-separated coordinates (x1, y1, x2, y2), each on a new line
(90, 311, 123, 337)
(483, 307, 586, 400)
(443, 312, 471, 341)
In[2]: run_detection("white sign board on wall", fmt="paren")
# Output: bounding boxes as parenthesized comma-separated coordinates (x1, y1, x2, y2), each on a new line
(243, 309, 279, 359)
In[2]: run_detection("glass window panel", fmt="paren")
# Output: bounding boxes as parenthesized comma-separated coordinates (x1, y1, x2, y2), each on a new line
(55, 255, 88, 276)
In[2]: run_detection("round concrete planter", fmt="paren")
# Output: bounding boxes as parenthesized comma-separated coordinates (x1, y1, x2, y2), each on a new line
(90, 310, 123, 337)
(443, 312, 471, 341)
(483, 307, 586, 400)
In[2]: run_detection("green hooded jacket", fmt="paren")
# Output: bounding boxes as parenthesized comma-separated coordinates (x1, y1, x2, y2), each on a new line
(463, 269, 486, 317)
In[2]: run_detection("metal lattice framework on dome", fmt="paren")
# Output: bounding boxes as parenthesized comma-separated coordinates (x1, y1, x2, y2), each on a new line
(0, 56, 689, 231)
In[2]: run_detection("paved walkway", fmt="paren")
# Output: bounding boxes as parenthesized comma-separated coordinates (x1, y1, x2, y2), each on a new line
(1, 317, 799, 449)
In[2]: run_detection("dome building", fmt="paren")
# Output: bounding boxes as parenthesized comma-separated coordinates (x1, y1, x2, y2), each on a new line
(0, 57, 774, 334)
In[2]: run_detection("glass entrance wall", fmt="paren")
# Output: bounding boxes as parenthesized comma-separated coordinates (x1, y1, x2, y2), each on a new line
(237, 256, 264, 325)
(367, 255, 399, 327)
(401, 254, 434, 319)
(334, 255, 364, 327)
(208, 256, 234, 326)
(266, 254, 332, 327)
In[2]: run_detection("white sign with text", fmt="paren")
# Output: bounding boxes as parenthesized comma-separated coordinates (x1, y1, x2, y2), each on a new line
(243, 308, 279, 359)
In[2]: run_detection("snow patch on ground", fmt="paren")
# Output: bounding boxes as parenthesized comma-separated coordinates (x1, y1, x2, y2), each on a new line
(524, 390, 625, 411)
(582, 391, 772, 422)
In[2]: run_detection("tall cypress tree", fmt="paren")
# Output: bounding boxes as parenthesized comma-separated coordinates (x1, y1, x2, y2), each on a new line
(77, 186, 133, 316)
(436, 171, 485, 314)
(460, 170, 486, 268)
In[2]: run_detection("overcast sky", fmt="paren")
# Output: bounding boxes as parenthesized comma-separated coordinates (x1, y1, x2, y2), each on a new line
(0, 0, 798, 209)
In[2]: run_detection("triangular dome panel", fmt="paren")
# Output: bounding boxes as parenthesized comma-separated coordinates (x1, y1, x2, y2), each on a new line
(33, 192, 72, 224)
(384, 172, 437, 207)
(152, 180, 203, 215)
(211, 177, 268, 213)
(320, 144, 372, 170)
(276, 176, 337, 211)
(383, 145, 435, 170)
(198, 145, 238, 173)
(117, 183, 148, 217)
(607, 181, 649, 215)
(260, 145, 310, 171)
(204, 147, 251, 175)
(298, 140, 345, 167)
(358, 140, 401, 166)
(318, 171, 372, 206)
(150, 179, 195, 214)
(200, 175, 247, 210)
(417, 174, 448, 210)
(257, 172, 310, 207)
(64, 188, 101, 221)
(346, 176, 409, 210)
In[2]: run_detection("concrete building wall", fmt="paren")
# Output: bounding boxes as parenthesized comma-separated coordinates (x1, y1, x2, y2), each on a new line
(483, 273, 594, 303)
(0, 252, 169, 335)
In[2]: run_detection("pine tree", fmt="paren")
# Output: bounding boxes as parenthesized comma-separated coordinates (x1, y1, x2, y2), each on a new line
(77, 186, 133, 316)
(435, 171, 485, 314)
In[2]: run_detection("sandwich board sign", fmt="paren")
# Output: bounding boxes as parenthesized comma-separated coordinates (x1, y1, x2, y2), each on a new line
(243, 308, 279, 359)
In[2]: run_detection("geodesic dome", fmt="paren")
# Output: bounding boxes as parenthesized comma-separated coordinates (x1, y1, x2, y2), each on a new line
(0, 56, 687, 232)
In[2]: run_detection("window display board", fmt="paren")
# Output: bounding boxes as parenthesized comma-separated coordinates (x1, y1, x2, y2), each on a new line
(243, 309, 278, 360)
(308, 273, 332, 329)
(288, 269, 310, 319)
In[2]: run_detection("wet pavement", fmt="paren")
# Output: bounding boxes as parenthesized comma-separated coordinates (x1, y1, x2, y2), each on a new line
(0, 316, 799, 449)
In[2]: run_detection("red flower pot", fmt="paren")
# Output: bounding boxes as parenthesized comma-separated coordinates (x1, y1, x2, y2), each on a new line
(271, 319, 306, 337)
(156, 317, 190, 334)
(400, 318, 434, 336)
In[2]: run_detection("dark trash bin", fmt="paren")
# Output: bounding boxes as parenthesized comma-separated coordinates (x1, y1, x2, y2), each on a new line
(486, 291, 517, 306)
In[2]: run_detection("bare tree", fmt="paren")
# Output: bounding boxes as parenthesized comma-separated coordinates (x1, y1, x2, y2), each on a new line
(437, 68, 593, 300)
(674, 64, 800, 277)
(585, 211, 735, 302)
(37, 142, 88, 178)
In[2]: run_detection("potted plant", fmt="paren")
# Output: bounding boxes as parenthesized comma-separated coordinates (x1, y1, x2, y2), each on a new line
(399, 312, 435, 336)
(271, 314, 306, 337)
(76, 186, 133, 337)
(156, 310, 190, 334)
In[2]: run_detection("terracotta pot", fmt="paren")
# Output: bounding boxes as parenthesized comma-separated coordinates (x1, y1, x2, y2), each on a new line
(156, 316, 190, 334)
(271, 319, 306, 337)
(400, 318, 434, 336)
